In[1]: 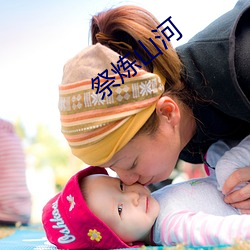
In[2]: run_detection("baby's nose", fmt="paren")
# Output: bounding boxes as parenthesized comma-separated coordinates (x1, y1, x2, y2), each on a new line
(126, 191, 140, 206)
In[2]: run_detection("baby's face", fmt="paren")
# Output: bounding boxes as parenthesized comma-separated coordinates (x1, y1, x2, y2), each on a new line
(84, 174, 160, 244)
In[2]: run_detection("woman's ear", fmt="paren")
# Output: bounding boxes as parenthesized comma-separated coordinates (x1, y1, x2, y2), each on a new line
(156, 96, 180, 126)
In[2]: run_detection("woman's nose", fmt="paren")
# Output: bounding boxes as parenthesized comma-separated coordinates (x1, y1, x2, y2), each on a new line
(112, 168, 139, 185)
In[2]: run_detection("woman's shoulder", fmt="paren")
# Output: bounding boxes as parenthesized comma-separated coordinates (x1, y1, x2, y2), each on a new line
(176, 0, 250, 123)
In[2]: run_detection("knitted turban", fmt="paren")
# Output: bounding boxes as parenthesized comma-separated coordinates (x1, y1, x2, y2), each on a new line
(59, 43, 165, 165)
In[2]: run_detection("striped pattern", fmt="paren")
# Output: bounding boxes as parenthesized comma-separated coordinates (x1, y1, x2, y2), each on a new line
(0, 119, 31, 224)
(159, 210, 250, 246)
(59, 69, 164, 148)
(58, 43, 166, 165)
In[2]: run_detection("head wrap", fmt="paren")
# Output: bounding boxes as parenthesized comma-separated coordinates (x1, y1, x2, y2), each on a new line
(59, 43, 165, 165)
(42, 166, 142, 249)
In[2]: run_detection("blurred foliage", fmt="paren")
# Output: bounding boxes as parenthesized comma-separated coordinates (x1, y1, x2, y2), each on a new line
(13, 120, 86, 191)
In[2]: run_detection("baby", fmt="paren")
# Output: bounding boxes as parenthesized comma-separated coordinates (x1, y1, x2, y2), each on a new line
(42, 135, 250, 249)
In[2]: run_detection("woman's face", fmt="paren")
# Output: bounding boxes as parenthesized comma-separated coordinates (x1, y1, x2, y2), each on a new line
(100, 119, 182, 186)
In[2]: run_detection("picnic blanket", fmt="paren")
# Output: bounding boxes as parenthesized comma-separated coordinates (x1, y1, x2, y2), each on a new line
(0, 224, 248, 250)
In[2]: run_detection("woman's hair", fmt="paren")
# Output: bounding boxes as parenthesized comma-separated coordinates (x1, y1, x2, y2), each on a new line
(90, 5, 194, 135)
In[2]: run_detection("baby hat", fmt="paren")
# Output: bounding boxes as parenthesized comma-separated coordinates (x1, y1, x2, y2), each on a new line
(42, 166, 141, 249)
(59, 43, 165, 166)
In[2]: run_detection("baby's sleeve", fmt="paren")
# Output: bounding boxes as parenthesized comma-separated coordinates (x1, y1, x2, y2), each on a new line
(159, 210, 250, 247)
(205, 139, 232, 178)
(215, 135, 250, 192)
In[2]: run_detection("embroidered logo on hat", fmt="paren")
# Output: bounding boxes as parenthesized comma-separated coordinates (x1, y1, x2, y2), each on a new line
(50, 199, 76, 244)
(88, 229, 102, 242)
(67, 194, 75, 211)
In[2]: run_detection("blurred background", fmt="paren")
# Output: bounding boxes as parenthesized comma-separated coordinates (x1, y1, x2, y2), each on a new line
(0, 0, 238, 223)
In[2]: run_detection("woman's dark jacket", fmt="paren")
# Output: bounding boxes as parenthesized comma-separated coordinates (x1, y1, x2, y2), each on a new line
(177, 0, 250, 163)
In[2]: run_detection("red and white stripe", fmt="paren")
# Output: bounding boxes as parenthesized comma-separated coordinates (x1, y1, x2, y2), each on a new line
(0, 119, 31, 224)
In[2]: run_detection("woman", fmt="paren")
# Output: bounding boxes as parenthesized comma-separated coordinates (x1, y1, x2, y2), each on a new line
(59, 1, 250, 211)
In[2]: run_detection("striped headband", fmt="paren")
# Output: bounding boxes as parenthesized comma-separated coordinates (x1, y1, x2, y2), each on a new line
(59, 43, 165, 165)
